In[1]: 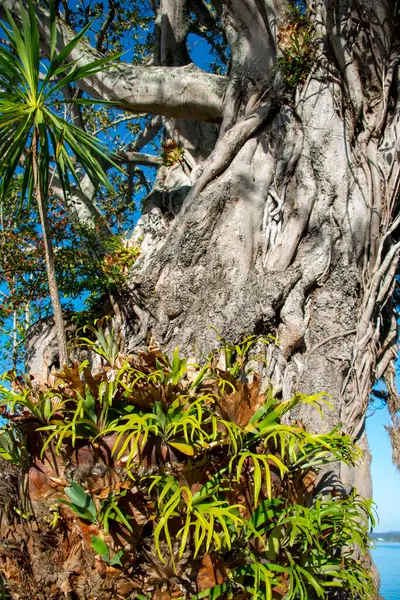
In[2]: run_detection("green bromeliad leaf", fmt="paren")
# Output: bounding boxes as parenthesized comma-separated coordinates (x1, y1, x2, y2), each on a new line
(90, 535, 109, 562)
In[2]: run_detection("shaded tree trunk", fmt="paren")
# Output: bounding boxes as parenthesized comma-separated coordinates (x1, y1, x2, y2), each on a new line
(128, 0, 400, 503)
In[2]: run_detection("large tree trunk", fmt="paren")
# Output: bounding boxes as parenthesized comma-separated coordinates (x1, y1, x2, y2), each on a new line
(2, 0, 400, 597)
(11, 0, 400, 534)
(127, 0, 399, 501)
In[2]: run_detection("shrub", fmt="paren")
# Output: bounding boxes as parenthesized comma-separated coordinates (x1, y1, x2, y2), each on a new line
(0, 330, 376, 599)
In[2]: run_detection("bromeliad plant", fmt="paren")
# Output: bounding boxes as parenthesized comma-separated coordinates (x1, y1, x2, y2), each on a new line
(0, 0, 121, 367)
(277, 3, 318, 88)
(0, 330, 376, 600)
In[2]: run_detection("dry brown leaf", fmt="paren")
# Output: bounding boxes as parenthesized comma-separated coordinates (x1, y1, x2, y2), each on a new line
(94, 556, 108, 576)
(272, 584, 288, 598)
(153, 590, 173, 600)
(196, 554, 227, 592)
(56, 361, 84, 394)
(116, 578, 135, 596)
(106, 565, 122, 579)
(216, 372, 265, 427)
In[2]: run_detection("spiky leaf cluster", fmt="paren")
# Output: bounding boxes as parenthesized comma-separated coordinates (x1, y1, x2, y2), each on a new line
(0, 331, 376, 599)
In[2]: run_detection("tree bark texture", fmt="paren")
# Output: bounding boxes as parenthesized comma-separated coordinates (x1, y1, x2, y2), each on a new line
(2, 0, 400, 597)
(125, 0, 400, 498)
(11, 0, 399, 490)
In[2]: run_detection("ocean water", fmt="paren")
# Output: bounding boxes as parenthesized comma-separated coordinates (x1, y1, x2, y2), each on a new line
(371, 543, 400, 599)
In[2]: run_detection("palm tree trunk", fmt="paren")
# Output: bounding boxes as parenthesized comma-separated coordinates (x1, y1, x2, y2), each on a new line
(32, 127, 68, 368)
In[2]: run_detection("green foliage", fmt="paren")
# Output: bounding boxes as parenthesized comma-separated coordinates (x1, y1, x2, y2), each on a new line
(60, 482, 133, 535)
(82, 236, 141, 303)
(90, 535, 124, 566)
(59, 481, 97, 522)
(161, 139, 185, 166)
(0, 570, 8, 600)
(277, 3, 318, 88)
(79, 316, 123, 366)
(0, 428, 28, 468)
(149, 475, 244, 563)
(0, 0, 127, 369)
(0, 0, 121, 205)
(0, 354, 126, 456)
(0, 331, 376, 599)
(0, 182, 140, 369)
(63, 0, 155, 61)
(0, 0, 229, 372)
(59, 483, 127, 564)
(0, 0, 227, 371)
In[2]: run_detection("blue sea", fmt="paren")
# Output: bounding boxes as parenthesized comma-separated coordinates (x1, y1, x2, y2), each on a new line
(372, 543, 400, 599)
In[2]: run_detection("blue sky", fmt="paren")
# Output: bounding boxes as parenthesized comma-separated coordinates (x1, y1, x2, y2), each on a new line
(367, 403, 400, 532)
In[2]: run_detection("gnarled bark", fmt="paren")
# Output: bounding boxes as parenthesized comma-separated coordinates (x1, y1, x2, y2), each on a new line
(126, 0, 400, 502)
(17, 0, 400, 528)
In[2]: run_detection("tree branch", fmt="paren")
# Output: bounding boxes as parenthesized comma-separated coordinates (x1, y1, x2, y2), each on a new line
(116, 151, 163, 168)
(92, 114, 139, 136)
(132, 116, 163, 151)
(325, 0, 363, 127)
(2, 0, 227, 123)
(209, 0, 223, 17)
(96, 1, 116, 52)
(184, 100, 277, 205)
(62, 83, 85, 130)
(59, 0, 71, 26)
(50, 173, 113, 258)
(191, 0, 218, 31)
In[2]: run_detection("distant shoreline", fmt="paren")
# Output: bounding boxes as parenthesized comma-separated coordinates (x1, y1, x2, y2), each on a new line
(370, 532, 400, 543)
